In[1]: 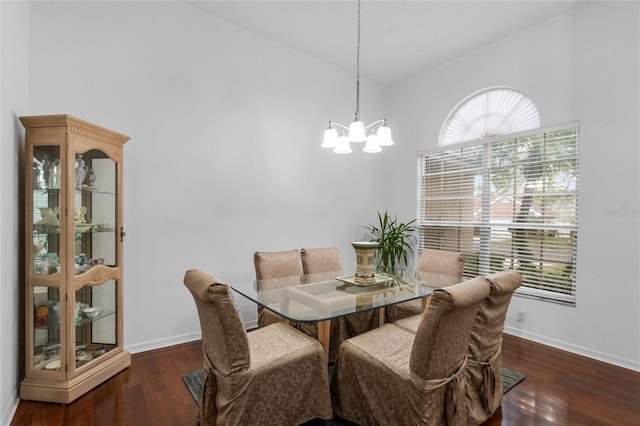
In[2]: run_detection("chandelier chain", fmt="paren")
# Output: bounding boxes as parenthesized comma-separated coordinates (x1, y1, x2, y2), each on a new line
(356, 0, 360, 82)
(354, 0, 361, 120)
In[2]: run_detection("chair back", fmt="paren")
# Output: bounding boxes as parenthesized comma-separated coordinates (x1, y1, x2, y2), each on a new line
(469, 270, 522, 360)
(301, 247, 343, 283)
(417, 249, 465, 278)
(464, 270, 521, 424)
(410, 276, 491, 380)
(254, 249, 303, 290)
(183, 269, 250, 376)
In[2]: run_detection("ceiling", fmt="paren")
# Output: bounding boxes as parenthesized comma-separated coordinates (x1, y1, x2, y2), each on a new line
(185, 0, 586, 86)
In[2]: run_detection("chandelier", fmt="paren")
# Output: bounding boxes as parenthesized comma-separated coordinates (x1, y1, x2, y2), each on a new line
(321, 0, 394, 154)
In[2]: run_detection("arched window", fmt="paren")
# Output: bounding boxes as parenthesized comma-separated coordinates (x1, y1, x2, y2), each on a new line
(439, 86, 540, 146)
(419, 87, 578, 305)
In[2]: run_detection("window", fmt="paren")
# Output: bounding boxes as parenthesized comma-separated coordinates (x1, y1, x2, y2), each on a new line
(417, 123, 579, 305)
(439, 86, 541, 146)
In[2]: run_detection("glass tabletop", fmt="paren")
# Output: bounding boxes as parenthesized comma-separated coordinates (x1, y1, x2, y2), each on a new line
(230, 272, 460, 323)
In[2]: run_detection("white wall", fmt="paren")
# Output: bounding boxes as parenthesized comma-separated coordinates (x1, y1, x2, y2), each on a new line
(1, 1, 29, 424)
(24, 1, 391, 352)
(391, 1, 640, 370)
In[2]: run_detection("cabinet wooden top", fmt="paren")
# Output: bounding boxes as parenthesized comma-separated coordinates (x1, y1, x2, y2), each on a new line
(20, 114, 130, 146)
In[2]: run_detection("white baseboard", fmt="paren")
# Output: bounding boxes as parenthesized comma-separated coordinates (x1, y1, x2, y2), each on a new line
(504, 326, 640, 372)
(124, 320, 258, 355)
(1, 388, 19, 426)
(124, 331, 202, 354)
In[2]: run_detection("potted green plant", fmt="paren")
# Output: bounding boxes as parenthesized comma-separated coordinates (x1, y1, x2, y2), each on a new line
(364, 211, 417, 275)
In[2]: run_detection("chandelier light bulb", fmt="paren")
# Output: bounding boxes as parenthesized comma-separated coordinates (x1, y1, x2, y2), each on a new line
(376, 125, 394, 146)
(363, 134, 381, 153)
(347, 120, 367, 143)
(333, 135, 352, 154)
(321, 127, 338, 148)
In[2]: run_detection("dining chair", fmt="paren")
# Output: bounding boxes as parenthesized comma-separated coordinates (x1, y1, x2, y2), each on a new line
(300, 247, 379, 361)
(385, 248, 465, 323)
(300, 247, 343, 283)
(254, 249, 331, 359)
(464, 270, 521, 425)
(331, 276, 491, 426)
(253, 249, 304, 328)
(183, 269, 332, 426)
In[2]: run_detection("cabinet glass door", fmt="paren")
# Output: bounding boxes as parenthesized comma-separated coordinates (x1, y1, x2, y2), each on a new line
(72, 149, 118, 371)
(31, 145, 63, 373)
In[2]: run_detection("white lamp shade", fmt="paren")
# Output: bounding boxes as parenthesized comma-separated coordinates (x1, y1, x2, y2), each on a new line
(363, 134, 382, 153)
(347, 120, 367, 142)
(321, 127, 338, 148)
(376, 125, 394, 146)
(333, 136, 352, 154)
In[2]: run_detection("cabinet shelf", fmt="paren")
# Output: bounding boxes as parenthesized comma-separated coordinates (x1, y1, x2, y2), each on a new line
(34, 187, 116, 194)
(75, 309, 115, 327)
(33, 230, 116, 237)
(33, 344, 116, 371)
(36, 187, 116, 196)
(79, 187, 116, 196)
(33, 309, 115, 330)
(33, 225, 116, 234)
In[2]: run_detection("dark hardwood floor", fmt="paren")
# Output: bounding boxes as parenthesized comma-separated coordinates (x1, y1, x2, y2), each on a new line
(11, 334, 640, 425)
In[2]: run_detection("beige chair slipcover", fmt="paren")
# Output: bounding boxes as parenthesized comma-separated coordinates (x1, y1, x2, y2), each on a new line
(183, 269, 332, 426)
(385, 249, 465, 323)
(300, 247, 343, 283)
(394, 270, 522, 424)
(331, 276, 491, 426)
(301, 247, 379, 361)
(254, 249, 304, 328)
(464, 270, 521, 425)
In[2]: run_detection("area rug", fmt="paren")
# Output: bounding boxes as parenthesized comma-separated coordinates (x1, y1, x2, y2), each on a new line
(182, 366, 526, 406)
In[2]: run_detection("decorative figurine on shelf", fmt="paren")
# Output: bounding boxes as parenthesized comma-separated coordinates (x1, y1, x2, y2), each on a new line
(34, 253, 59, 275)
(33, 157, 46, 189)
(33, 242, 44, 257)
(75, 253, 86, 265)
(87, 168, 96, 189)
(74, 206, 87, 224)
(34, 304, 48, 327)
(75, 154, 88, 190)
(36, 207, 59, 225)
(47, 157, 61, 189)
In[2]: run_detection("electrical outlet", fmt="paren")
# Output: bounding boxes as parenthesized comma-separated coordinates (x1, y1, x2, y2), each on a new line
(517, 311, 526, 322)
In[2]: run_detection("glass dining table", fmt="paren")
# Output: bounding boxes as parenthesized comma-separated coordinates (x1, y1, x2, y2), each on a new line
(230, 272, 459, 361)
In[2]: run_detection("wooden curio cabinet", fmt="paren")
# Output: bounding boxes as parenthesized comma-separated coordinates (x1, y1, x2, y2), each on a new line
(20, 115, 130, 403)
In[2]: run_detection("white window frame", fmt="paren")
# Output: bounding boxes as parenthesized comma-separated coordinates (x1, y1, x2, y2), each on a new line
(417, 122, 580, 305)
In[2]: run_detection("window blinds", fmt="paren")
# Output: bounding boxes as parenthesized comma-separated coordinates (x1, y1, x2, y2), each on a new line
(417, 123, 579, 305)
